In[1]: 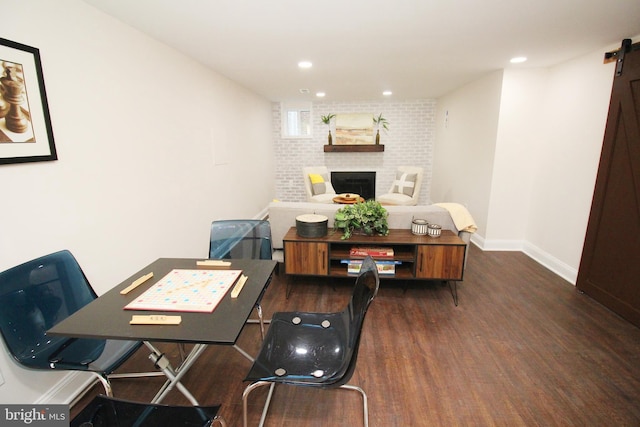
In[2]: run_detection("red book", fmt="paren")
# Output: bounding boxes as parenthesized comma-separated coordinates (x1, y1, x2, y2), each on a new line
(349, 247, 394, 258)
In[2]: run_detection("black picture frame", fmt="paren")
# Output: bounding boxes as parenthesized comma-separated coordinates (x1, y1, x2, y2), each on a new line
(0, 38, 57, 165)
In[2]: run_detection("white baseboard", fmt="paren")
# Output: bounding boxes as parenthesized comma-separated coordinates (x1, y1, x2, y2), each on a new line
(472, 234, 523, 251)
(522, 241, 578, 285)
(256, 207, 269, 220)
(37, 372, 97, 405)
(472, 235, 578, 285)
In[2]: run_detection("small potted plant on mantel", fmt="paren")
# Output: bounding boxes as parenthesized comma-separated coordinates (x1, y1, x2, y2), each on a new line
(321, 113, 335, 145)
(372, 113, 389, 144)
(334, 199, 390, 240)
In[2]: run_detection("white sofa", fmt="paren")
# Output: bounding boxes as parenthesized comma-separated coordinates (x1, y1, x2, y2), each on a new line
(267, 201, 473, 262)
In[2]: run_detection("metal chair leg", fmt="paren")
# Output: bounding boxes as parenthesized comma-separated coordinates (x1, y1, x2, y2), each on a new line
(97, 370, 166, 397)
(245, 303, 271, 340)
(213, 415, 228, 427)
(340, 384, 369, 427)
(243, 381, 275, 427)
(243, 382, 367, 427)
(94, 373, 113, 397)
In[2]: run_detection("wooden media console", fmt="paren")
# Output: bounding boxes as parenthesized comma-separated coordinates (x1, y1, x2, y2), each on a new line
(283, 227, 467, 304)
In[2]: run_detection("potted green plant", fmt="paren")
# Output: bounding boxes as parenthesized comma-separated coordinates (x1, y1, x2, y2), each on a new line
(372, 113, 389, 144)
(321, 113, 335, 145)
(334, 199, 390, 239)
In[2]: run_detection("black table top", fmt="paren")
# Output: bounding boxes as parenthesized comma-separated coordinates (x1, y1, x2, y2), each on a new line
(48, 258, 277, 345)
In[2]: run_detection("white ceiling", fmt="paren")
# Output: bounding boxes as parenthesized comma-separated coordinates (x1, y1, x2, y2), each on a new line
(84, 0, 640, 102)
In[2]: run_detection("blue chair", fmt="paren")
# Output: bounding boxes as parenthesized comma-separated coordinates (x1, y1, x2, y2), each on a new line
(242, 256, 380, 427)
(209, 220, 273, 261)
(209, 220, 273, 338)
(71, 395, 226, 427)
(0, 250, 162, 396)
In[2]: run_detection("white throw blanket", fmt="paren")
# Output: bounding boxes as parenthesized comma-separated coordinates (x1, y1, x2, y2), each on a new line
(434, 203, 478, 233)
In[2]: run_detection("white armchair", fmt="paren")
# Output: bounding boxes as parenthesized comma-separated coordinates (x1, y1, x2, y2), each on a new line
(303, 166, 337, 203)
(376, 166, 423, 206)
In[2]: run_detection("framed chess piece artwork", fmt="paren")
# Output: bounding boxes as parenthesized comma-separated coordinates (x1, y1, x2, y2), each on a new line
(0, 38, 57, 165)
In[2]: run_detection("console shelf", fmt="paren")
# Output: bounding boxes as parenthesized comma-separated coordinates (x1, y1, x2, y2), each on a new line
(283, 227, 466, 281)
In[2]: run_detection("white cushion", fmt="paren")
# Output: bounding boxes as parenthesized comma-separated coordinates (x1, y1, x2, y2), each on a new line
(377, 192, 416, 206)
(392, 172, 417, 196)
(309, 193, 337, 203)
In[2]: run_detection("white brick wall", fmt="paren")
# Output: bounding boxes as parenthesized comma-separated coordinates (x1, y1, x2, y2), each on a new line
(273, 99, 436, 203)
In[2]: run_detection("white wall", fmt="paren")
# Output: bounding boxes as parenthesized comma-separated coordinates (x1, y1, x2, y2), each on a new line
(432, 70, 504, 236)
(524, 49, 616, 281)
(433, 45, 619, 284)
(0, 0, 274, 404)
(273, 100, 436, 204)
(486, 69, 548, 245)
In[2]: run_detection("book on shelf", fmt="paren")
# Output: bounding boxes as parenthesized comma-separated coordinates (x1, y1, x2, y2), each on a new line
(349, 246, 394, 258)
(342, 259, 400, 275)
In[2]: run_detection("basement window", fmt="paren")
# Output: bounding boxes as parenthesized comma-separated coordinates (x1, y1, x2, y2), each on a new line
(281, 101, 312, 139)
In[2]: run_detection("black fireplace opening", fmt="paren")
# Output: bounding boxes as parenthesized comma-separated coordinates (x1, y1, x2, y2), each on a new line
(331, 171, 376, 200)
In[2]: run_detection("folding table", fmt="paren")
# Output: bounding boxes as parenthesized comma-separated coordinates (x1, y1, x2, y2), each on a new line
(48, 257, 277, 405)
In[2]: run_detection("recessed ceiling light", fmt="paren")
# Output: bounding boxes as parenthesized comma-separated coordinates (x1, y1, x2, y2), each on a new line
(510, 56, 527, 64)
(316, 92, 326, 97)
(383, 91, 393, 96)
(298, 61, 312, 69)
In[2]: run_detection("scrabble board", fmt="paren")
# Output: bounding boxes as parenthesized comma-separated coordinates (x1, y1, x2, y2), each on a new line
(124, 269, 242, 313)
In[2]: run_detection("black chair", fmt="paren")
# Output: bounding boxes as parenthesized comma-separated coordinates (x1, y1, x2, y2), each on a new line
(0, 250, 163, 396)
(71, 394, 226, 427)
(209, 220, 273, 338)
(241, 256, 380, 427)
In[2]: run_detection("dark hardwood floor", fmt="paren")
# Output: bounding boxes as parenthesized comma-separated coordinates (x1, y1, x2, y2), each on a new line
(71, 245, 640, 426)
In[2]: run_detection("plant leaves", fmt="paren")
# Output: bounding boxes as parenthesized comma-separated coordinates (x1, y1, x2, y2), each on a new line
(334, 200, 389, 239)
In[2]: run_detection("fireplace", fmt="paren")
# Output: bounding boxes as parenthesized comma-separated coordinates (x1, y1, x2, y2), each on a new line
(331, 171, 376, 200)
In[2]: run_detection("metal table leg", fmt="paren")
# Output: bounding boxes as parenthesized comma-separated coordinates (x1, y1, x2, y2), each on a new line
(144, 341, 208, 405)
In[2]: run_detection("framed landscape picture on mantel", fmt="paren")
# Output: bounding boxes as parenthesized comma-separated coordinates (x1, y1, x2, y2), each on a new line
(335, 113, 373, 145)
(0, 38, 57, 165)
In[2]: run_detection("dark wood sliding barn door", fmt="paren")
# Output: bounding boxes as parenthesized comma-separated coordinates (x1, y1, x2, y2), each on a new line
(576, 39, 640, 328)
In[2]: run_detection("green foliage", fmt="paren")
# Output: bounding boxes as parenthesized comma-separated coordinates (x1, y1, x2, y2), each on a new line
(321, 113, 335, 125)
(372, 113, 389, 132)
(334, 199, 390, 240)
